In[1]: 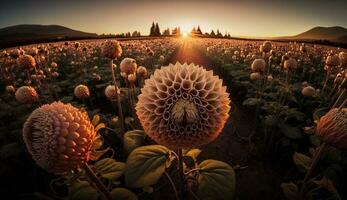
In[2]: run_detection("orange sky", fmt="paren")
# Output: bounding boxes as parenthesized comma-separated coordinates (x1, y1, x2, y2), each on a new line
(1, 0, 346, 37)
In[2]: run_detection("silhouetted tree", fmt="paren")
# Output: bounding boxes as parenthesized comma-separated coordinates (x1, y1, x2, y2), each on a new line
(150, 22, 155, 36)
(132, 31, 141, 37)
(163, 28, 171, 36)
(155, 23, 161, 36)
(172, 27, 181, 36)
(210, 30, 216, 37)
(191, 27, 197, 35)
(196, 26, 202, 35)
(216, 29, 222, 37)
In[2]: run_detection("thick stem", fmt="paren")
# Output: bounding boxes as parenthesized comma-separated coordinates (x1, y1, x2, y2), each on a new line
(300, 142, 327, 194)
(177, 149, 185, 200)
(83, 163, 112, 200)
(109, 59, 125, 134)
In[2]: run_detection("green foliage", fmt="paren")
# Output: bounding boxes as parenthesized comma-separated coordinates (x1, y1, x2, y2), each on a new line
(124, 145, 172, 188)
(69, 181, 99, 200)
(123, 130, 146, 154)
(293, 152, 312, 173)
(94, 158, 125, 180)
(110, 188, 138, 200)
(280, 182, 301, 200)
(197, 160, 236, 200)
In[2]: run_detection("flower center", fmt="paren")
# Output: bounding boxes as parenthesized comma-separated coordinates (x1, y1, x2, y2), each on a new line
(171, 99, 198, 125)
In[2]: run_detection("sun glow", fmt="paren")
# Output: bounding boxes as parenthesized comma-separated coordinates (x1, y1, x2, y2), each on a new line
(182, 32, 188, 37)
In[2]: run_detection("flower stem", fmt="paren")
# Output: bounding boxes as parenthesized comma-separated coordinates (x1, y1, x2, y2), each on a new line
(164, 172, 179, 200)
(83, 163, 112, 200)
(300, 142, 327, 195)
(109, 59, 125, 134)
(177, 148, 185, 200)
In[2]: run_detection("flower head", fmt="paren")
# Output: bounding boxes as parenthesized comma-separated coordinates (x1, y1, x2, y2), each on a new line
(284, 58, 297, 70)
(136, 63, 230, 148)
(17, 55, 36, 69)
(120, 58, 137, 75)
(23, 102, 96, 173)
(251, 59, 265, 73)
(15, 86, 38, 104)
(105, 85, 120, 100)
(74, 84, 90, 99)
(137, 66, 148, 77)
(316, 108, 347, 149)
(302, 86, 315, 97)
(102, 40, 122, 59)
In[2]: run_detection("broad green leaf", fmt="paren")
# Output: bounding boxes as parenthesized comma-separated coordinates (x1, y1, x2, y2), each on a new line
(312, 177, 341, 200)
(94, 158, 125, 180)
(280, 124, 302, 139)
(197, 160, 236, 200)
(92, 115, 100, 126)
(69, 181, 99, 200)
(280, 182, 300, 200)
(111, 188, 138, 200)
(293, 152, 312, 173)
(123, 130, 146, 154)
(124, 145, 171, 188)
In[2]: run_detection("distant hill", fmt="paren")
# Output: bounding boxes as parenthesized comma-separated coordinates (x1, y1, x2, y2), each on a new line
(0, 24, 98, 48)
(293, 26, 347, 40)
(270, 26, 347, 46)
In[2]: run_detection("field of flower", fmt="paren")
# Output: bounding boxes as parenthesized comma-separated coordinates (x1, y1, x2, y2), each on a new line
(0, 37, 346, 200)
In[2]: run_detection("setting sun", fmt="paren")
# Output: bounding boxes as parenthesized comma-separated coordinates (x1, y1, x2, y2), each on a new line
(182, 32, 188, 37)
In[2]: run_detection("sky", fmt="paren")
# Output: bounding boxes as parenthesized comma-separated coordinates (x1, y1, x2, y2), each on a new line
(0, 0, 346, 37)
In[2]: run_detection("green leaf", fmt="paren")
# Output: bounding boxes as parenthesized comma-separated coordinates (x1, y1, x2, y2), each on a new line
(293, 152, 312, 173)
(280, 124, 302, 139)
(95, 123, 106, 132)
(92, 115, 100, 126)
(92, 135, 104, 151)
(94, 158, 125, 180)
(185, 149, 202, 161)
(111, 188, 138, 200)
(124, 145, 171, 188)
(89, 147, 111, 161)
(280, 182, 301, 200)
(312, 177, 341, 200)
(69, 181, 99, 200)
(197, 160, 236, 200)
(123, 130, 146, 154)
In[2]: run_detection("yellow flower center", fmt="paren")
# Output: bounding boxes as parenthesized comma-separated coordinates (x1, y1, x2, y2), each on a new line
(171, 99, 198, 125)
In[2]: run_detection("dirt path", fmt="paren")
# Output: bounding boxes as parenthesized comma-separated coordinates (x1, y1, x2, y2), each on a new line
(168, 40, 284, 200)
